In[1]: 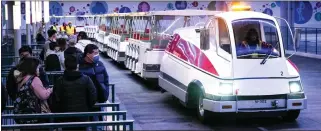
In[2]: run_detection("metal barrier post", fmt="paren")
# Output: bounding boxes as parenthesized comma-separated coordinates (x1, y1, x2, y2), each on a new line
(129, 122, 133, 131)
(49, 118, 54, 131)
(112, 84, 115, 103)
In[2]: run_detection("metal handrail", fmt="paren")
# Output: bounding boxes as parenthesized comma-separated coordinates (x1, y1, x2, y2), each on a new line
(2, 111, 127, 120)
(5, 103, 121, 111)
(1, 120, 134, 131)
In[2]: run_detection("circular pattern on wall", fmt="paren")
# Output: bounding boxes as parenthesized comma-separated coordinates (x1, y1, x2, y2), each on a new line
(119, 7, 131, 13)
(192, 1, 198, 7)
(294, 1, 313, 24)
(175, 1, 187, 10)
(138, 1, 150, 12)
(70, 6, 76, 13)
(263, 8, 273, 16)
(49, 1, 63, 24)
(275, 1, 281, 7)
(167, 3, 174, 10)
(315, 12, 321, 21)
(76, 11, 86, 21)
(271, 3, 276, 8)
(316, 2, 321, 8)
(90, 1, 108, 14)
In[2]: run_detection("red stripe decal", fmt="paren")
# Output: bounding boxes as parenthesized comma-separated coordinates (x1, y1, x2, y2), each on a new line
(167, 34, 219, 76)
(287, 59, 299, 72)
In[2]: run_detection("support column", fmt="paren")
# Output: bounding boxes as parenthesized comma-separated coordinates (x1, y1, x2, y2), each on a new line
(26, 24, 31, 45)
(14, 30, 21, 57)
(33, 23, 38, 42)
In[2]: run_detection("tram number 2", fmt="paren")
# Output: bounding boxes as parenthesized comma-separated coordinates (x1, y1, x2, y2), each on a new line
(255, 100, 267, 103)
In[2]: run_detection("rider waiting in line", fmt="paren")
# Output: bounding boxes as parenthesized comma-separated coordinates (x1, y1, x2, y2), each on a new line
(51, 55, 97, 130)
(13, 57, 53, 124)
(45, 41, 65, 71)
(64, 36, 83, 62)
(39, 29, 57, 61)
(79, 44, 109, 131)
(36, 27, 46, 45)
(6, 46, 50, 101)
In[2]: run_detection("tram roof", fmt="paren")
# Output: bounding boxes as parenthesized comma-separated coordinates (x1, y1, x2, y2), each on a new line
(129, 10, 223, 16)
(50, 15, 104, 18)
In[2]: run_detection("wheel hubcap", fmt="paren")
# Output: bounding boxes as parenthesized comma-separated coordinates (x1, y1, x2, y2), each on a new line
(199, 95, 204, 116)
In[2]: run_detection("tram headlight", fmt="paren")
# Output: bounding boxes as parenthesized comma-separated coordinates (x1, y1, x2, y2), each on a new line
(289, 81, 302, 93)
(218, 83, 233, 95)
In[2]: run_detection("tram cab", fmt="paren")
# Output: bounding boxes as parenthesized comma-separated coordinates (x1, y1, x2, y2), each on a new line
(125, 10, 221, 79)
(158, 5, 307, 122)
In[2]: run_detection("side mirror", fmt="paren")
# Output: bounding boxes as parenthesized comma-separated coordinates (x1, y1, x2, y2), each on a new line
(200, 28, 210, 50)
(293, 28, 301, 51)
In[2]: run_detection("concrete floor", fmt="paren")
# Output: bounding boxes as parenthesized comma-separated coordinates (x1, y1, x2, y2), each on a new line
(101, 54, 321, 130)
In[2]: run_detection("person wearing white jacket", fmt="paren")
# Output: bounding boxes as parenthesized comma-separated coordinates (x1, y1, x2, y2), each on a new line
(45, 42, 65, 70)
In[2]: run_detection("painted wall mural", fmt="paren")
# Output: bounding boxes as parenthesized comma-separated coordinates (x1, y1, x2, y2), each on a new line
(138, 1, 150, 12)
(3, 1, 319, 29)
(314, 2, 321, 22)
(294, 1, 313, 24)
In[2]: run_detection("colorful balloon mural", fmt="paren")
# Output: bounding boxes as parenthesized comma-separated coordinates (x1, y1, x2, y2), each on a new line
(119, 7, 131, 13)
(175, 1, 187, 10)
(49, 1, 63, 24)
(138, 1, 150, 12)
(294, 1, 313, 24)
(90, 1, 108, 14)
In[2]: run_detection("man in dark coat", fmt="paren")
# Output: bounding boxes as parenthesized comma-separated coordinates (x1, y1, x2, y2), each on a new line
(52, 55, 97, 130)
(79, 44, 109, 131)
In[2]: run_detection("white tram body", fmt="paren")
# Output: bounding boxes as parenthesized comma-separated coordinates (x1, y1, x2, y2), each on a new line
(125, 10, 220, 79)
(105, 13, 130, 62)
(158, 7, 306, 121)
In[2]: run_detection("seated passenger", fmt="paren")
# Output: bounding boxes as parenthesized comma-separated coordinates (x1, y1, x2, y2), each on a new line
(52, 55, 97, 130)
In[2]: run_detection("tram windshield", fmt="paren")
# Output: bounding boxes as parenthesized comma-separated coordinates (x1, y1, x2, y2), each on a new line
(232, 18, 281, 59)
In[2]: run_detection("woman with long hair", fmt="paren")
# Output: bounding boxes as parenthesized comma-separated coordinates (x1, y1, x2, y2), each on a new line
(13, 57, 52, 125)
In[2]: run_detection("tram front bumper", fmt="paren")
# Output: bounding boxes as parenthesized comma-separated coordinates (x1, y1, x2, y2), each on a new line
(203, 94, 307, 113)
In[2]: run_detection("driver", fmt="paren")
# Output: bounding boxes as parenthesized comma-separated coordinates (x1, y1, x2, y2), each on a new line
(239, 28, 272, 50)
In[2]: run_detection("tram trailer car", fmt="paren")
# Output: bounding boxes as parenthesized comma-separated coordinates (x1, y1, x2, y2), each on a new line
(158, 7, 307, 122)
(106, 13, 130, 63)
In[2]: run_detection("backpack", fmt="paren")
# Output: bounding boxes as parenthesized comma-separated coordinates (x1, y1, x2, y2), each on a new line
(13, 76, 40, 124)
(45, 54, 61, 71)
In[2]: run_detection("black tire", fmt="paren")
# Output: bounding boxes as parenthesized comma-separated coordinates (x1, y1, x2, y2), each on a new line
(283, 110, 300, 122)
(196, 91, 210, 123)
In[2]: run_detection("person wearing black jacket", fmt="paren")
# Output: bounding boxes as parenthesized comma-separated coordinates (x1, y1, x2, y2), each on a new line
(52, 55, 97, 130)
(65, 36, 83, 62)
(36, 27, 46, 45)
